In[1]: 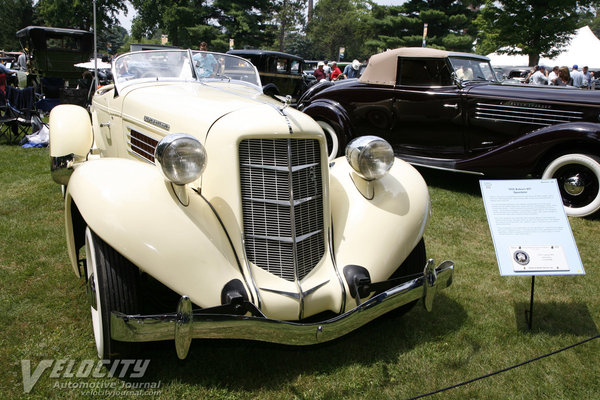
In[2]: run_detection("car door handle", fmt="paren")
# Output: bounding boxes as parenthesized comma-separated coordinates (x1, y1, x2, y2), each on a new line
(99, 121, 111, 128)
(443, 103, 458, 109)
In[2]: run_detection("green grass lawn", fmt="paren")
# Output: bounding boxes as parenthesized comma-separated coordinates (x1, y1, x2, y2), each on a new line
(1, 145, 598, 399)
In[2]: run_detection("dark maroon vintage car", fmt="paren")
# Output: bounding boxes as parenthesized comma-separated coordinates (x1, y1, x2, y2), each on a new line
(297, 47, 600, 217)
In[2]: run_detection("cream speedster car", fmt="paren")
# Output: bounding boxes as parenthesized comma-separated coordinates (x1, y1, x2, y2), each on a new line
(49, 49, 453, 360)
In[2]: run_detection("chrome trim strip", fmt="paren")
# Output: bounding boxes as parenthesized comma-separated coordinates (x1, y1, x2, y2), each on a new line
(241, 162, 319, 172)
(247, 229, 322, 244)
(243, 194, 322, 207)
(126, 149, 155, 164)
(260, 280, 330, 300)
(110, 261, 454, 350)
(476, 102, 583, 115)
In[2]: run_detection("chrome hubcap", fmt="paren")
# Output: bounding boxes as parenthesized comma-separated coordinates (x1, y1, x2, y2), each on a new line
(563, 174, 585, 196)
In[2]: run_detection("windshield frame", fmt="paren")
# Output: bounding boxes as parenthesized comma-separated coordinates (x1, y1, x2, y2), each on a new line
(112, 49, 262, 93)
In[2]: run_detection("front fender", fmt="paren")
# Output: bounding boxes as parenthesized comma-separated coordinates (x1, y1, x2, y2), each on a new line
(65, 158, 246, 308)
(330, 157, 430, 305)
(300, 98, 354, 143)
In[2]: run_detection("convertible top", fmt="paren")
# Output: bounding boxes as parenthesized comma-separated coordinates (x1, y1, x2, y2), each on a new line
(359, 47, 490, 86)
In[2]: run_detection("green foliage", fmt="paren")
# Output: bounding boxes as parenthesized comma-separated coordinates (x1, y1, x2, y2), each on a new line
(362, 0, 480, 54)
(35, 0, 126, 31)
(475, 0, 600, 65)
(0, 0, 34, 50)
(307, 0, 371, 61)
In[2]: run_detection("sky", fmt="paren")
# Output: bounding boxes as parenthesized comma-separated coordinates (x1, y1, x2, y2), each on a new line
(115, 0, 406, 33)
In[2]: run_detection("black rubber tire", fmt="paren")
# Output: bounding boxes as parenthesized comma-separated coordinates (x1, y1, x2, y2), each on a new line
(85, 227, 140, 359)
(388, 238, 427, 315)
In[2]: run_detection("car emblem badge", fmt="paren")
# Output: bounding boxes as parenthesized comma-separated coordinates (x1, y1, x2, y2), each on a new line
(144, 116, 170, 131)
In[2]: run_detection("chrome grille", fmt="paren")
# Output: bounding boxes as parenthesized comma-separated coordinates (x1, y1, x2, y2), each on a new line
(128, 130, 158, 163)
(240, 138, 324, 282)
(475, 103, 583, 126)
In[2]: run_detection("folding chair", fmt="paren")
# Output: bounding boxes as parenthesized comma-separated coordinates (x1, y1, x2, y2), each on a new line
(0, 87, 19, 144)
(4, 86, 41, 144)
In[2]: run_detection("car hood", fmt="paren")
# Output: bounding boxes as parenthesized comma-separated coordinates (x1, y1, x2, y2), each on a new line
(119, 81, 278, 139)
(465, 82, 600, 106)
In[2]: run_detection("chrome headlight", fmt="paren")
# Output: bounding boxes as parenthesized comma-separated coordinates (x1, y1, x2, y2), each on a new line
(345, 136, 394, 180)
(155, 134, 207, 185)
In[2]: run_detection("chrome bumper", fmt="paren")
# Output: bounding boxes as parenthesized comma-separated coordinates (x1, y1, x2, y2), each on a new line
(111, 260, 453, 359)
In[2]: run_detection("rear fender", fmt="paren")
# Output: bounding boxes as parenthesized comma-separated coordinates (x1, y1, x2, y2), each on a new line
(65, 158, 247, 308)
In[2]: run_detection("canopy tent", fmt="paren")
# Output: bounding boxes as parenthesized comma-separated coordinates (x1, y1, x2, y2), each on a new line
(74, 58, 111, 70)
(487, 26, 600, 68)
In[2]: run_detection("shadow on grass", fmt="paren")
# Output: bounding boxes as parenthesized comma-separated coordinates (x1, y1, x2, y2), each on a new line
(415, 167, 483, 197)
(131, 293, 466, 390)
(513, 301, 599, 335)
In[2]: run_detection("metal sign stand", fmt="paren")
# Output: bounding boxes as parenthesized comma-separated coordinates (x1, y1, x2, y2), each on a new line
(525, 276, 535, 329)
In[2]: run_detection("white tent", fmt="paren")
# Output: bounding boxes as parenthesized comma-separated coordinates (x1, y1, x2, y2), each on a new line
(487, 26, 600, 68)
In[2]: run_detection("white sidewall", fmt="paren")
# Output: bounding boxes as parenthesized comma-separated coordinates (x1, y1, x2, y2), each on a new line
(542, 153, 600, 217)
(85, 227, 105, 358)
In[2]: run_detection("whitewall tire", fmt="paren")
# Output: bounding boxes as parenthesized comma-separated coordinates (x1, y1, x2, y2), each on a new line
(317, 120, 340, 162)
(542, 153, 600, 217)
(85, 227, 140, 359)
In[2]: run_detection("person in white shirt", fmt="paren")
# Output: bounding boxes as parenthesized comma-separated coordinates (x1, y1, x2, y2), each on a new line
(547, 66, 559, 85)
(530, 66, 548, 85)
(571, 64, 584, 88)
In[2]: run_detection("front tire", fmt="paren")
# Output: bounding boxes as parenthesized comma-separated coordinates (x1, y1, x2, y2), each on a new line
(85, 227, 140, 359)
(542, 153, 600, 217)
(389, 238, 427, 315)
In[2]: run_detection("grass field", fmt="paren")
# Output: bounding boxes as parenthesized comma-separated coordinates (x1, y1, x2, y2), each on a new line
(1, 145, 598, 399)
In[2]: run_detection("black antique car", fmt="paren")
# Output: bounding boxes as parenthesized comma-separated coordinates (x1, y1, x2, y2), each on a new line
(298, 47, 600, 217)
(227, 49, 315, 101)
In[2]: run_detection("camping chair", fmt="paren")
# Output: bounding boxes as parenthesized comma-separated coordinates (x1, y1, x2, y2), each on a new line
(0, 73, 6, 94)
(5, 86, 41, 144)
(0, 87, 19, 144)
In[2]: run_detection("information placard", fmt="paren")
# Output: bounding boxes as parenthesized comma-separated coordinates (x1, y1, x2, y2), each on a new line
(480, 179, 584, 276)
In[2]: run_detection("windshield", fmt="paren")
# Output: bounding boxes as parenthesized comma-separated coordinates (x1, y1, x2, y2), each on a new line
(113, 49, 261, 91)
(448, 57, 498, 82)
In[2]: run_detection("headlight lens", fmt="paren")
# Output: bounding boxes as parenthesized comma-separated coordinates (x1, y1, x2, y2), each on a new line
(345, 136, 394, 180)
(155, 134, 207, 185)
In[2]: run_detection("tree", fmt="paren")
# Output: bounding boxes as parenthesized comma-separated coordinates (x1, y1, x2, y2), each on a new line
(36, 0, 127, 31)
(272, 0, 307, 52)
(363, 1, 481, 54)
(213, 0, 276, 50)
(0, 0, 34, 50)
(307, 0, 371, 61)
(476, 0, 600, 66)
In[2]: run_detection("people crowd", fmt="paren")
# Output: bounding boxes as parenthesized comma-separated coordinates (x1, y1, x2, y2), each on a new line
(313, 59, 363, 81)
(524, 64, 596, 88)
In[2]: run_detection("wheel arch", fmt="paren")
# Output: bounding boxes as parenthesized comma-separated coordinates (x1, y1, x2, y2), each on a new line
(301, 99, 354, 156)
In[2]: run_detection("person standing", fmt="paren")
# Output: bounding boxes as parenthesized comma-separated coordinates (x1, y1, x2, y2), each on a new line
(571, 65, 584, 88)
(530, 66, 548, 85)
(323, 60, 331, 80)
(330, 61, 342, 81)
(192, 42, 218, 78)
(343, 59, 361, 79)
(313, 62, 327, 81)
(17, 49, 27, 71)
(582, 66, 592, 89)
(547, 66, 559, 85)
